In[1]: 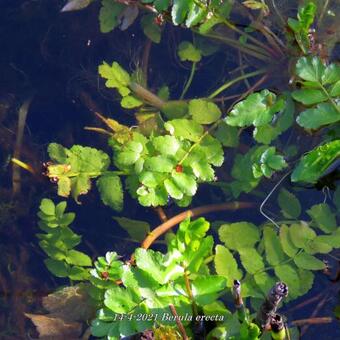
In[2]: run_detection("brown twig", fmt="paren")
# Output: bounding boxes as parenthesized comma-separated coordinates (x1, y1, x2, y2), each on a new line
(140, 202, 254, 250)
(292, 317, 333, 326)
(184, 270, 198, 317)
(169, 304, 189, 340)
(155, 206, 168, 222)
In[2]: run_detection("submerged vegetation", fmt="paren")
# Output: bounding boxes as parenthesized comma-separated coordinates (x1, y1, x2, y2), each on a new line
(0, 0, 339, 339)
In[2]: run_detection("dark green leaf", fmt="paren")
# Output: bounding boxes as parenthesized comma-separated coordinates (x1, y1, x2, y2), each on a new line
(263, 227, 287, 265)
(278, 188, 301, 219)
(113, 217, 150, 242)
(97, 173, 123, 211)
(307, 203, 337, 233)
(292, 89, 328, 105)
(141, 14, 161, 43)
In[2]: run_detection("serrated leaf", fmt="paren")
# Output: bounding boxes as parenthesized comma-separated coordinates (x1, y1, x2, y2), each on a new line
(152, 135, 180, 156)
(226, 90, 283, 127)
(139, 171, 165, 188)
(296, 102, 340, 129)
(104, 287, 139, 313)
(296, 56, 326, 83)
(317, 229, 340, 248)
(164, 119, 203, 142)
(171, 172, 197, 196)
(239, 248, 264, 274)
(303, 237, 333, 254)
(57, 177, 72, 197)
(294, 252, 325, 270)
(65, 249, 92, 266)
(144, 156, 175, 173)
(292, 89, 328, 105)
(115, 141, 143, 166)
(99, 0, 125, 33)
(289, 223, 316, 249)
(164, 178, 183, 200)
(48, 143, 68, 163)
(98, 61, 130, 92)
(218, 222, 260, 250)
(188, 99, 221, 124)
(278, 188, 301, 219)
(113, 217, 150, 242)
(279, 224, 299, 257)
(71, 174, 91, 203)
(191, 275, 226, 305)
(171, 0, 190, 25)
(307, 203, 337, 233)
(97, 173, 123, 211)
(263, 227, 287, 265)
(121, 95, 143, 109)
(214, 245, 242, 286)
(191, 161, 215, 181)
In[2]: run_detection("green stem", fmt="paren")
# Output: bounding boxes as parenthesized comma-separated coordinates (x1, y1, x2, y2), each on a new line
(180, 62, 197, 100)
(202, 32, 271, 61)
(129, 82, 165, 109)
(208, 69, 267, 99)
(320, 84, 340, 113)
(184, 269, 198, 317)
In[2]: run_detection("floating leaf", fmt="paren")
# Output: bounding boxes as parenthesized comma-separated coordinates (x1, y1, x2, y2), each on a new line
(225, 90, 284, 127)
(188, 99, 221, 124)
(178, 41, 202, 62)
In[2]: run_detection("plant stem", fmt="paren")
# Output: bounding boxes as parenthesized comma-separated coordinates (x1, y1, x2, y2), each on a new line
(139, 202, 254, 250)
(184, 270, 198, 317)
(320, 84, 340, 113)
(180, 62, 197, 99)
(129, 82, 165, 109)
(169, 304, 189, 339)
(202, 32, 272, 61)
(208, 68, 267, 99)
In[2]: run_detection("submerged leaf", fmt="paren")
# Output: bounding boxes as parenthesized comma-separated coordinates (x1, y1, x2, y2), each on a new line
(97, 173, 123, 211)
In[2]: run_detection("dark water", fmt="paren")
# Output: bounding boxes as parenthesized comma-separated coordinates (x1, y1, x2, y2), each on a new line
(0, 1, 339, 339)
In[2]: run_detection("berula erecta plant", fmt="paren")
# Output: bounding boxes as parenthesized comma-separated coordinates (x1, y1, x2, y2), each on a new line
(27, 1, 340, 339)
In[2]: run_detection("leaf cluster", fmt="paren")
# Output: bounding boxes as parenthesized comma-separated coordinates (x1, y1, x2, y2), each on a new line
(214, 192, 339, 302)
(37, 199, 92, 280)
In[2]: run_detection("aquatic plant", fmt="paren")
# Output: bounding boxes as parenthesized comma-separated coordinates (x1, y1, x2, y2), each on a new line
(32, 1, 340, 339)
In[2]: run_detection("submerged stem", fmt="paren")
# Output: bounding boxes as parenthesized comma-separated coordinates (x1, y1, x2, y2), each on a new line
(208, 68, 267, 99)
(180, 62, 197, 99)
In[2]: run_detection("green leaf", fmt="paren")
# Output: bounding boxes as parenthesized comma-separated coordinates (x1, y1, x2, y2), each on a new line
(171, 0, 190, 25)
(178, 41, 202, 62)
(137, 186, 168, 207)
(104, 287, 139, 313)
(214, 245, 242, 286)
(191, 161, 215, 181)
(71, 174, 91, 203)
(164, 178, 183, 200)
(144, 156, 175, 173)
(121, 95, 143, 109)
(239, 248, 264, 274)
(171, 172, 197, 196)
(134, 248, 183, 284)
(153, 0, 170, 11)
(263, 227, 287, 265)
(296, 102, 340, 129)
(279, 224, 299, 257)
(292, 89, 328, 105)
(113, 217, 150, 242)
(48, 143, 67, 163)
(97, 173, 123, 211)
(44, 258, 70, 277)
(294, 252, 325, 270)
(317, 229, 340, 248)
(186, 3, 206, 27)
(139, 171, 165, 188)
(98, 61, 130, 93)
(164, 119, 203, 142)
(291, 140, 340, 183)
(191, 275, 226, 305)
(188, 99, 221, 124)
(307, 203, 337, 233)
(219, 222, 260, 250)
(278, 188, 301, 219)
(115, 141, 143, 167)
(57, 177, 71, 197)
(296, 56, 326, 83)
(213, 122, 239, 147)
(99, 0, 125, 33)
(322, 63, 340, 85)
(40, 199, 55, 216)
(65, 249, 92, 266)
(303, 236, 333, 254)
(225, 90, 283, 127)
(152, 135, 180, 156)
(289, 223, 316, 249)
(141, 14, 161, 43)
(161, 100, 188, 119)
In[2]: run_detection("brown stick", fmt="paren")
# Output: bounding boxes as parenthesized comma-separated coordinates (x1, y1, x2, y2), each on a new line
(292, 317, 333, 326)
(154, 206, 168, 222)
(141, 202, 254, 250)
(169, 304, 189, 340)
